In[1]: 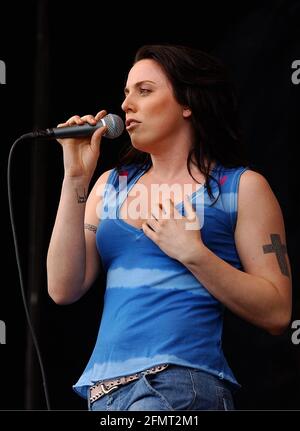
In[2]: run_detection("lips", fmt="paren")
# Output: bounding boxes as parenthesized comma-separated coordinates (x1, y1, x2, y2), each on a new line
(125, 118, 141, 128)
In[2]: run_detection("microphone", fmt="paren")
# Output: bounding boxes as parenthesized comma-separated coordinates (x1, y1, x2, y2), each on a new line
(31, 113, 125, 139)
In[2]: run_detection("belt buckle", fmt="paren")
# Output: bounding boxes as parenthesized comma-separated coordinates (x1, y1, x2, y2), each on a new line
(100, 382, 119, 394)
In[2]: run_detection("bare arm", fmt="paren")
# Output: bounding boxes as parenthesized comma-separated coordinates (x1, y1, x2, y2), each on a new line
(181, 171, 292, 334)
(46, 110, 111, 304)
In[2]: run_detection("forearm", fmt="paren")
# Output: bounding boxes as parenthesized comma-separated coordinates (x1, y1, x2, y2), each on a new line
(47, 176, 89, 303)
(182, 243, 289, 334)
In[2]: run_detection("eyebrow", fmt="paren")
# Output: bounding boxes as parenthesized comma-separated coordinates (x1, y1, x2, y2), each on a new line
(124, 80, 156, 94)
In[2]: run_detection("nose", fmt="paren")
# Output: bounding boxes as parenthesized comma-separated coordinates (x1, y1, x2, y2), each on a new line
(121, 93, 135, 113)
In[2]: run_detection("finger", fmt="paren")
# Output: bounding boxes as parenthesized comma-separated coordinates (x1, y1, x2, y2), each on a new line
(56, 117, 81, 127)
(147, 217, 160, 231)
(183, 195, 197, 220)
(142, 222, 157, 241)
(90, 124, 108, 152)
(80, 114, 97, 125)
(66, 115, 84, 125)
(151, 204, 162, 221)
(156, 201, 169, 221)
(161, 198, 178, 219)
(95, 110, 107, 121)
(168, 198, 175, 218)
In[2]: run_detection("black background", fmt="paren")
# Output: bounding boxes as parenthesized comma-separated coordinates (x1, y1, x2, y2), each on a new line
(0, 0, 300, 412)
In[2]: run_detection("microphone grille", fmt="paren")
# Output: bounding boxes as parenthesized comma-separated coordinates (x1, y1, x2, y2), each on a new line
(103, 114, 124, 139)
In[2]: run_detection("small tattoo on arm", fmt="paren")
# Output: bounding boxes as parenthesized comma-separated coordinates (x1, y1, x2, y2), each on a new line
(84, 223, 97, 234)
(76, 187, 87, 204)
(263, 233, 290, 277)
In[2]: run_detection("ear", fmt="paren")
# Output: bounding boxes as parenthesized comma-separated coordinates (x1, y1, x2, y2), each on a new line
(182, 107, 192, 118)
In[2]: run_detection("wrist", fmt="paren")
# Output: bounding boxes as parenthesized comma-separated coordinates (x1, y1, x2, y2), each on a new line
(63, 175, 91, 188)
(180, 240, 208, 266)
(62, 176, 91, 204)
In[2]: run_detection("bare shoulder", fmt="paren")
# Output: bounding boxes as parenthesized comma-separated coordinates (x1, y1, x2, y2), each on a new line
(238, 169, 281, 213)
(89, 168, 114, 198)
(94, 168, 114, 187)
(238, 170, 283, 233)
(85, 168, 114, 223)
(239, 169, 273, 194)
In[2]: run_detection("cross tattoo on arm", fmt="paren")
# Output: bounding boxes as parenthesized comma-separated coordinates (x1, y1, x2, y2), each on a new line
(263, 233, 290, 277)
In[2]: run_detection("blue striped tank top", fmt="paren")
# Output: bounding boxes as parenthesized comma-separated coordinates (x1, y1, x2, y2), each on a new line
(73, 162, 247, 398)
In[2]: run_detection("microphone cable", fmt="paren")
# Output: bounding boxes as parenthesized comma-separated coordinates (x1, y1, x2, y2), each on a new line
(7, 133, 51, 410)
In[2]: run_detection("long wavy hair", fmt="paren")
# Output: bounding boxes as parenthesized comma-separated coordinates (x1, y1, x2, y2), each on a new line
(116, 44, 248, 198)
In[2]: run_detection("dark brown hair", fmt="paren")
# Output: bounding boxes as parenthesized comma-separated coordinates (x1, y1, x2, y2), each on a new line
(117, 44, 248, 198)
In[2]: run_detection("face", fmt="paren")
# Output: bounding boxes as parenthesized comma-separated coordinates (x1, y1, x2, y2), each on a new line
(121, 59, 191, 152)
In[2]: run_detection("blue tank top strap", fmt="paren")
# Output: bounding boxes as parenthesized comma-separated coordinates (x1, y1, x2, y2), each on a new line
(210, 165, 249, 232)
(227, 167, 248, 230)
(101, 164, 148, 218)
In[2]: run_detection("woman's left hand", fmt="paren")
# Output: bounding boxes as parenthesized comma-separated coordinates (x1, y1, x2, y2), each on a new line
(142, 195, 205, 263)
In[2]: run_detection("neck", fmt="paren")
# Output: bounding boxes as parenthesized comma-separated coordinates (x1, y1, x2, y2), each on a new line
(147, 145, 190, 179)
(148, 150, 203, 182)
(150, 162, 186, 182)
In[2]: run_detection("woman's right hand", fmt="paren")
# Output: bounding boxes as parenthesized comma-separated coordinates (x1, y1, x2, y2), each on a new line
(56, 109, 108, 182)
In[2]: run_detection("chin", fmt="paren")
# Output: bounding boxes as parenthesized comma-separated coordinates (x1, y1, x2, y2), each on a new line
(130, 138, 152, 153)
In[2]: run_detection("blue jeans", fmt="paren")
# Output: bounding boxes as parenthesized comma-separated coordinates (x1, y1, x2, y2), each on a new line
(88, 365, 235, 411)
